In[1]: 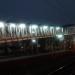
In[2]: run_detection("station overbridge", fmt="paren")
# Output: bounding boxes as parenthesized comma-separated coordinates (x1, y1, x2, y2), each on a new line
(0, 21, 63, 43)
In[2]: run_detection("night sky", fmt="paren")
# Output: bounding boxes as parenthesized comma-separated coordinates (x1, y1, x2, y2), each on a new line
(0, 0, 75, 25)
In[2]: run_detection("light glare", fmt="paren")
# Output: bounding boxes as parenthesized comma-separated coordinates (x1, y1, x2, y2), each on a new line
(31, 25, 38, 29)
(32, 39, 36, 43)
(10, 23, 16, 28)
(56, 34, 64, 41)
(43, 26, 48, 29)
(50, 26, 54, 30)
(56, 27, 60, 30)
(19, 23, 26, 29)
(0, 22, 4, 28)
(29, 25, 38, 34)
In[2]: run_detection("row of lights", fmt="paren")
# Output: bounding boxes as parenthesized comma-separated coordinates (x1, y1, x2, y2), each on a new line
(0, 21, 62, 30)
(0, 21, 64, 43)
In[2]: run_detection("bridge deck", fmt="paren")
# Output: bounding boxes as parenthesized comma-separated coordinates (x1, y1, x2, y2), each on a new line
(0, 35, 53, 43)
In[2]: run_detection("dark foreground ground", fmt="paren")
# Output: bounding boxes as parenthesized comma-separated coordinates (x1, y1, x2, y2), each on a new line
(0, 51, 75, 75)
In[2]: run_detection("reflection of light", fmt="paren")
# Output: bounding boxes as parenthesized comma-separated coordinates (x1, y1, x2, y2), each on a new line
(56, 34, 64, 41)
(56, 27, 60, 30)
(10, 23, 16, 28)
(0, 22, 4, 28)
(32, 39, 36, 43)
(19, 23, 26, 29)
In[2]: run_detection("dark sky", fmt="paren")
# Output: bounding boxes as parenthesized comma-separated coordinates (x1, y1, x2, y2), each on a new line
(0, 0, 75, 25)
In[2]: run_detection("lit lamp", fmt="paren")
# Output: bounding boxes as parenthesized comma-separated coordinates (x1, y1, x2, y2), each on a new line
(9, 23, 16, 37)
(56, 27, 60, 30)
(0, 22, 5, 37)
(32, 39, 36, 43)
(50, 26, 54, 35)
(50, 26, 54, 30)
(56, 34, 64, 41)
(18, 23, 26, 36)
(0, 22, 5, 28)
(29, 24, 38, 36)
(42, 25, 48, 34)
(10, 23, 16, 28)
(43, 26, 48, 30)
(56, 26, 62, 34)
(18, 23, 26, 29)
(31, 25, 38, 29)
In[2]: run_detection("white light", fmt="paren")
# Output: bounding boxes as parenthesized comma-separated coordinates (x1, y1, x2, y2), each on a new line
(0, 22, 4, 28)
(56, 27, 60, 30)
(29, 25, 38, 34)
(40, 27, 43, 31)
(43, 26, 48, 30)
(29, 26, 32, 33)
(32, 31, 35, 33)
(50, 26, 54, 30)
(32, 39, 36, 43)
(19, 23, 26, 29)
(56, 34, 64, 41)
(10, 23, 16, 28)
(56, 34, 63, 38)
(31, 25, 38, 29)
(62, 28, 63, 32)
